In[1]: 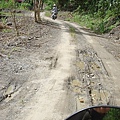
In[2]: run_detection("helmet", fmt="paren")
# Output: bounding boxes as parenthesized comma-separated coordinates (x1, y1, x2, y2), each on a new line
(53, 4, 56, 7)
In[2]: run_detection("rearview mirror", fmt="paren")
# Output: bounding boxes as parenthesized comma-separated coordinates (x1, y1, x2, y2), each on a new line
(65, 105, 120, 120)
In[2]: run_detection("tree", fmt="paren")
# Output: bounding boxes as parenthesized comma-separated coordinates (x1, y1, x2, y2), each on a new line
(33, 0, 43, 23)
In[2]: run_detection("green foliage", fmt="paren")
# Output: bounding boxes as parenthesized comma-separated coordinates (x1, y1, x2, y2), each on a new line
(45, 11, 51, 17)
(0, 0, 32, 10)
(0, 0, 15, 9)
(0, 0, 23, 36)
(2, 29, 12, 33)
(1, 17, 7, 24)
(97, 21, 105, 34)
(72, 13, 80, 23)
(103, 108, 120, 120)
(44, 0, 56, 10)
(66, 8, 119, 34)
(20, 0, 33, 10)
(45, 3, 53, 10)
(19, 3, 31, 10)
(45, 0, 120, 33)
(69, 26, 75, 33)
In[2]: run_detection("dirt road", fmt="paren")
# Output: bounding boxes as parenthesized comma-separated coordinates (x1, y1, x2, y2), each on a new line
(21, 16, 76, 120)
(0, 12, 120, 120)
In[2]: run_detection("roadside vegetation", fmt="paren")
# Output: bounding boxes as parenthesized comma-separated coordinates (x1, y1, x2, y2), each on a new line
(0, 0, 42, 36)
(0, 0, 120, 34)
(0, 0, 31, 36)
(44, 0, 120, 34)
(103, 108, 120, 120)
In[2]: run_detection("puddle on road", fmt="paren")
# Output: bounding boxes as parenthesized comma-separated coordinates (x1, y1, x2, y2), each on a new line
(69, 77, 111, 106)
(71, 79, 81, 87)
(73, 87, 81, 93)
(91, 89, 110, 105)
(76, 61, 85, 69)
(69, 79, 82, 94)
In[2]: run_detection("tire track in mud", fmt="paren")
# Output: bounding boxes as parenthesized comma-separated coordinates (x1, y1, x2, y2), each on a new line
(75, 47, 114, 106)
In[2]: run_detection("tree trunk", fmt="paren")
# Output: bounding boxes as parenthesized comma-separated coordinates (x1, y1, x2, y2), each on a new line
(33, 0, 42, 23)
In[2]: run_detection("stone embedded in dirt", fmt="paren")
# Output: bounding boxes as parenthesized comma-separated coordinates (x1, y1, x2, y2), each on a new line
(19, 36, 28, 41)
(34, 88, 38, 91)
(2, 86, 5, 89)
(6, 22, 12, 26)
(115, 37, 119, 40)
(8, 94, 11, 97)
(26, 86, 29, 89)
(19, 66, 23, 70)
(108, 25, 120, 40)
(79, 98, 84, 103)
(109, 31, 114, 35)
(28, 37, 33, 40)
(87, 73, 94, 78)
(0, 53, 6, 57)
(0, 95, 6, 102)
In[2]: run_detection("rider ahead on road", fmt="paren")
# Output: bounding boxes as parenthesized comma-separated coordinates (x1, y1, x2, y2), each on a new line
(51, 4, 58, 15)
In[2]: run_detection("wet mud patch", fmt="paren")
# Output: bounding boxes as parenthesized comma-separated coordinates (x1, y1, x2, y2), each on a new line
(68, 48, 115, 108)
(66, 30, 116, 110)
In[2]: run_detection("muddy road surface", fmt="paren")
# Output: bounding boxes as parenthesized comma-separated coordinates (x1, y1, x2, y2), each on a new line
(0, 12, 120, 120)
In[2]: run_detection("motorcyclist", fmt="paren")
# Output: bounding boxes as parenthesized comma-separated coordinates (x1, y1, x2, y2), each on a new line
(51, 4, 58, 15)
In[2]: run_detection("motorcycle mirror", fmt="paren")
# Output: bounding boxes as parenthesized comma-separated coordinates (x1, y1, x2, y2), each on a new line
(65, 105, 120, 120)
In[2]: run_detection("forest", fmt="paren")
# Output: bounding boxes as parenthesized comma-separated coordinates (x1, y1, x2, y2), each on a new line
(0, 0, 120, 33)
(45, 0, 120, 33)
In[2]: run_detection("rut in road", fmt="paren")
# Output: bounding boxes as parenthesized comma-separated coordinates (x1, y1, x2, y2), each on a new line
(65, 21, 120, 110)
(21, 16, 120, 120)
(23, 22, 76, 120)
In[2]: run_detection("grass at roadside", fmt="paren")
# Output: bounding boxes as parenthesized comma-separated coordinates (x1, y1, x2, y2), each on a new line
(66, 12, 120, 34)
(45, 10, 120, 34)
(45, 11, 51, 17)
